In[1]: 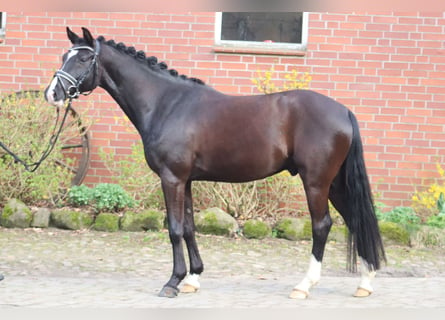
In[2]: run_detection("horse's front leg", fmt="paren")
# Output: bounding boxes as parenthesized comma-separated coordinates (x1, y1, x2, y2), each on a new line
(180, 181, 204, 293)
(158, 175, 187, 298)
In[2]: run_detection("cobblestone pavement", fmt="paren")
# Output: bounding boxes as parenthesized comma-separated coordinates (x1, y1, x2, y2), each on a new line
(1, 227, 444, 308)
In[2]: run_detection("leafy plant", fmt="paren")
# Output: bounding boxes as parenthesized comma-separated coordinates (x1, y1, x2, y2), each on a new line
(67, 185, 93, 207)
(66, 183, 136, 213)
(437, 192, 445, 215)
(0, 91, 75, 205)
(412, 163, 445, 219)
(377, 206, 421, 233)
(99, 142, 164, 210)
(426, 215, 445, 229)
(92, 183, 136, 212)
(424, 192, 445, 229)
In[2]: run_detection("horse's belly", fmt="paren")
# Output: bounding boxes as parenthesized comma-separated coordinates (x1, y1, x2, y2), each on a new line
(192, 147, 287, 183)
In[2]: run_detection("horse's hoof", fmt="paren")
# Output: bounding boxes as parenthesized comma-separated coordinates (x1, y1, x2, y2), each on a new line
(180, 283, 199, 293)
(289, 288, 309, 299)
(158, 286, 179, 298)
(353, 287, 372, 298)
(0, 274, 4, 281)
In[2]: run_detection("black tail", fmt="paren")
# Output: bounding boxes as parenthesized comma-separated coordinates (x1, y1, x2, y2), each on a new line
(339, 111, 386, 272)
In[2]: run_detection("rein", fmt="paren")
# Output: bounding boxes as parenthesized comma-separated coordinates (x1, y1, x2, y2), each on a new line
(0, 98, 74, 172)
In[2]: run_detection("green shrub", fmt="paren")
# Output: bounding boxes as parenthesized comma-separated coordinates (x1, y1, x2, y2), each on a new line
(411, 163, 445, 220)
(99, 143, 164, 210)
(67, 185, 93, 207)
(0, 91, 75, 205)
(425, 192, 445, 229)
(437, 192, 445, 215)
(377, 206, 420, 232)
(66, 183, 136, 213)
(243, 219, 271, 239)
(426, 215, 445, 229)
(92, 183, 136, 212)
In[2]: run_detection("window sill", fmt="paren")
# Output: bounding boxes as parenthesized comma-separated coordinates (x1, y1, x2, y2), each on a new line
(213, 45, 306, 56)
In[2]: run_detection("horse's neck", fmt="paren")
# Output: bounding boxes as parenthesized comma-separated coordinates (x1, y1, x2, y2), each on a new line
(97, 48, 171, 131)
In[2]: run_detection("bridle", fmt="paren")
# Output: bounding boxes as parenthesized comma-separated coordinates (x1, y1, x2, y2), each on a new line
(53, 39, 101, 100)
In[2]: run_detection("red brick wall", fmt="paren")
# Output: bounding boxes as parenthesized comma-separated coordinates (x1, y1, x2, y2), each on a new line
(1, 12, 444, 208)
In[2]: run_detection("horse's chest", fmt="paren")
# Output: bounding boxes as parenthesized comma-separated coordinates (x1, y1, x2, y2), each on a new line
(143, 134, 193, 174)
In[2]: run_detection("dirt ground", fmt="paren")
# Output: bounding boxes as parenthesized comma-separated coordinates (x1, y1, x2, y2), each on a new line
(1, 227, 444, 280)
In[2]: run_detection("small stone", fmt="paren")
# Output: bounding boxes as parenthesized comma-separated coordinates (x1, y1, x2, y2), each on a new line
(0, 198, 33, 228)
(194, 207, 239, 236)
(274, 217, 311, 241)
(243, 219, 271, 239)
(120, 210, 165, 232)
(50, 209, 93, 230)
(31, 208, 51, 228)
(93, 213, 120, 232)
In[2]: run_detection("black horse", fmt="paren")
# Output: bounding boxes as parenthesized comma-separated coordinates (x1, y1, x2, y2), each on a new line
(45, 27, 385, 299)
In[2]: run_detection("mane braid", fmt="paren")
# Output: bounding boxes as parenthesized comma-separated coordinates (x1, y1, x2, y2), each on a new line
(97, 35, 205, 85)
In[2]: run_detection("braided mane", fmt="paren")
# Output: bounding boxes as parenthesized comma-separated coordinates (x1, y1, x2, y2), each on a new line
(97, 36, 205, 86)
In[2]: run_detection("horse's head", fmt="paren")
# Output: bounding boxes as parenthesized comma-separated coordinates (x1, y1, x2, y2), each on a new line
(45, 27, 100, 108)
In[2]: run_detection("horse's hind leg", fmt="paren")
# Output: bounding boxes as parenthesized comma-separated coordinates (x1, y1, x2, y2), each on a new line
(289, 179, 332, 299)
(329, 180, 376, 297)
(290, 175, 333, 299)
(180, 181, 204, 293)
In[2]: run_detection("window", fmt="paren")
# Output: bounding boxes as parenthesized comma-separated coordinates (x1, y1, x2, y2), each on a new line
(215, 12, 308, 54)
(0, 12, 6, 42)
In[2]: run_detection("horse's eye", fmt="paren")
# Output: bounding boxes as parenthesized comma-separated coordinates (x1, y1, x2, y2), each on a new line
(79, 55, 92, 62)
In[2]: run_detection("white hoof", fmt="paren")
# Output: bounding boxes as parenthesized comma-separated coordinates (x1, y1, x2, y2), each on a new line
(180, 283, 199, 293)
(289, 288, 309, 299)
(180, 273, 200, 293)
(353, 287, 372, 298)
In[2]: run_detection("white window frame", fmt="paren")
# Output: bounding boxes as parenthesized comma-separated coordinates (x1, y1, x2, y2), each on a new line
(214, 12, 309, 52)
(0, 12, 6, 39)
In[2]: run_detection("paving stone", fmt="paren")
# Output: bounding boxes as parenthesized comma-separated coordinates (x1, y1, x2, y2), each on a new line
(0, 227, 444, 308)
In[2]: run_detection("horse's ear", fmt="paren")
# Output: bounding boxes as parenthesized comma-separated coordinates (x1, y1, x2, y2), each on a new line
(81, 27, 95, 48)
(66, 27, 80, 44)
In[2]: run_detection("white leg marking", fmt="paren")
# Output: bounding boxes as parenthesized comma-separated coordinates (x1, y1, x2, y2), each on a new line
(293, 254, 321, 296)
(183, 273, 200, 289)
(180, 273, 200, 293)
(358, 257, 376, 293)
